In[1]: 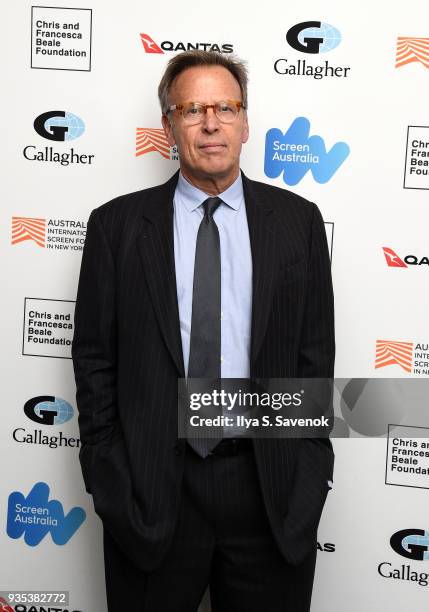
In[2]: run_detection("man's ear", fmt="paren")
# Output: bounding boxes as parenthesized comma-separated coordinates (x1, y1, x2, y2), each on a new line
(162, 114, 176, 147)
(242, 110, 249, 144)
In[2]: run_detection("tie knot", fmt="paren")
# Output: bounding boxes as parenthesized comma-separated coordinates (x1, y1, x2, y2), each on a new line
(202, 196, 223, 219)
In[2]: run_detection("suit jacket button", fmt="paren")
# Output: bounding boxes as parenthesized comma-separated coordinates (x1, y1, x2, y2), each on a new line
(174, 443, 183, 456)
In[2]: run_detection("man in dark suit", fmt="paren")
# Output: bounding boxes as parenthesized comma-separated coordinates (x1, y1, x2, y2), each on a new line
(72, 50, 335, 612)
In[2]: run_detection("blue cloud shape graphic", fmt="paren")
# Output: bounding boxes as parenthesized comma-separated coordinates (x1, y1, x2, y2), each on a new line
(264, 117, 350, 185)
(7, 481, 86, 546)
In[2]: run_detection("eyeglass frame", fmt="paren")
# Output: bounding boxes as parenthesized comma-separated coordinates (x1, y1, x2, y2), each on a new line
(166, 99, 246, 124)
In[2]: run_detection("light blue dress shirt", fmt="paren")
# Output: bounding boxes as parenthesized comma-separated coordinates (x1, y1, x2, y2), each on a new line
(173, 170, 253, 379)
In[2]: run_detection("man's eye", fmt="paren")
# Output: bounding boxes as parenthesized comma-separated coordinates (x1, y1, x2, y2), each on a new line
(187, 106, 202, 115)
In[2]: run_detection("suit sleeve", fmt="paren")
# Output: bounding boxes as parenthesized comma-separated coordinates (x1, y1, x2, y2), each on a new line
(298, 202, 335, 451)
(72, 208, 118, 493)
(298, 202, 335, 378)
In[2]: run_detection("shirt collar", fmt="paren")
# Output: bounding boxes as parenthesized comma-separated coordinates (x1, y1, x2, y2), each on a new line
(176, 170, 243, 213)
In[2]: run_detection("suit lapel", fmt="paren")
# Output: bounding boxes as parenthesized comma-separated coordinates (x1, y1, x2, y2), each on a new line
(135, 169, 280, 378)
(241, 171, 280, 371)
(135, 170, 185, 378)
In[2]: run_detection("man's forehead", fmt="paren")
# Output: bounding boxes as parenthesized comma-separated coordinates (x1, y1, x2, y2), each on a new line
(170, 65, 241, 100)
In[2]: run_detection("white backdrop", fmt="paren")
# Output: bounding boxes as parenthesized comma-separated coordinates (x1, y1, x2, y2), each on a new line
(2, 1, 429, 611)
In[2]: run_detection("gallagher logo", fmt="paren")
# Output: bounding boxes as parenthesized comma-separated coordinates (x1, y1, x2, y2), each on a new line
(24, 396, 74, 425)
(383, 247, 429, 268)
(395, 37, 429, 69)
(13, 395, 79, 449)
(33, 110, 85, 141)
(264, 117, 350, 185)
(275, 22, 350, 79)
(23, 111, 94, 166)
(286, 21, 341, 54)
(391, 529, 429, 561)
(7, 482, 85, 546)
(378, 529, 429, 586)
(136, 128, 178, 160)
(140, 33, 233, 54)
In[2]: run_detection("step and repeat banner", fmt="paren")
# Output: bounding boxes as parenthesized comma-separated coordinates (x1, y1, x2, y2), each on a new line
(1, 1, 429, 611)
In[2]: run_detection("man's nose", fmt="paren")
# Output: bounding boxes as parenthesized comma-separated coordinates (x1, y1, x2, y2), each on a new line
(201, 107, 220, 132)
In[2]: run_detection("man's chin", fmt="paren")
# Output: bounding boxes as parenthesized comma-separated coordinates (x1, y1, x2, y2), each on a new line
(194, 162, 235, 180)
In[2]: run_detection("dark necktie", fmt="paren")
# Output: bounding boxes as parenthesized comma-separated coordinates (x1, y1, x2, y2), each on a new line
(187, 196, 223, 457)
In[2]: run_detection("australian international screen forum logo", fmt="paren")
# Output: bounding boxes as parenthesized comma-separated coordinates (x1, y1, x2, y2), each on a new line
(274, 21, 351, 79)
(375, 340, 429, 376)
(11, 215, 86, 251)
(136, 128, 178, 161)
(395, 36, 429, 69)
(264, 117, 350, 185)
(140, 32, 233, 54)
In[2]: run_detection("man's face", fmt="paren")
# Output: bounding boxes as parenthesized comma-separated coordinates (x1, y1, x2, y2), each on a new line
(162, 65, 249, 186)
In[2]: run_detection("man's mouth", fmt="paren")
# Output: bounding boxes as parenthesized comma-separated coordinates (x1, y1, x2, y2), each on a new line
(199, 143, 226, 151)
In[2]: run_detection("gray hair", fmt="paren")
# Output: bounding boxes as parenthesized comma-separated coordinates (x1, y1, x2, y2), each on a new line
(158, 50, 248, 115)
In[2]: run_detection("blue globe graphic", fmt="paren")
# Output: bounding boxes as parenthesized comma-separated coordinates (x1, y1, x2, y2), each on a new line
(44, 112, 85, 141)
(35, 397, 74, 425)
(298, 23, 341, 53)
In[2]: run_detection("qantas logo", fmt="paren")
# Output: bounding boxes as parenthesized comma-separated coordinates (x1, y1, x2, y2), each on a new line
(12, 216, 46, 247)
(375, 340, 413, 372)
(0, 597, 14, 612)
(140, 33, 163, 53)
(383, 247, 429, 267)
(139, 32, 233, 54)
(396, 37, 429, 69)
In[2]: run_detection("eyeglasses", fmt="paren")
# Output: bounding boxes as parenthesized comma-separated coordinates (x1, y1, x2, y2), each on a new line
(167, 100, 245, 125)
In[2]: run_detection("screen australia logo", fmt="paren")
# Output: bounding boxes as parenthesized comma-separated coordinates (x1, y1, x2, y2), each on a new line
(264, 117, 350, 185)
(7, 482, 85, 546)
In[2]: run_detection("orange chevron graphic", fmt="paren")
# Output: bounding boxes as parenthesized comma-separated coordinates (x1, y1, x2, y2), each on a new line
(11, 216, 46, 247)
(375, 339, 413, 372)
(136, 128, 171, 159)
(396, 37, 429, 68)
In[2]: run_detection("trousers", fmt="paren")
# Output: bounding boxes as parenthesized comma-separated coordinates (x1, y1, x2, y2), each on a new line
(103, 440, 317, 611)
